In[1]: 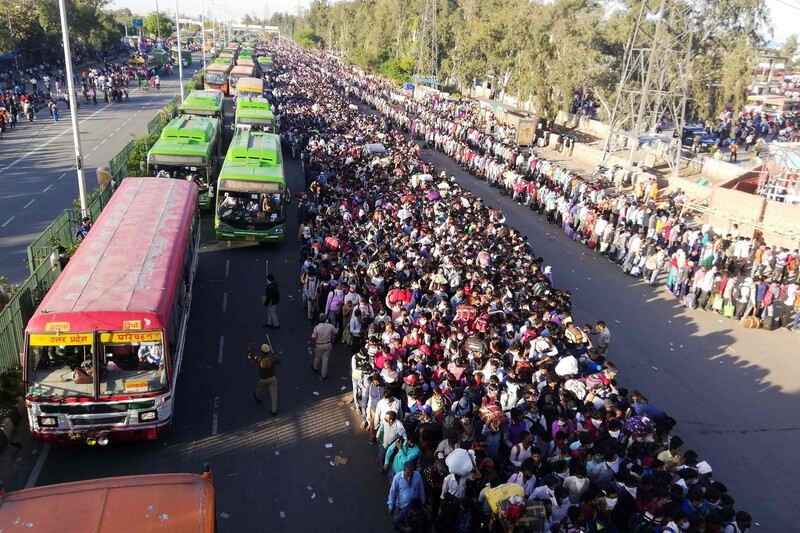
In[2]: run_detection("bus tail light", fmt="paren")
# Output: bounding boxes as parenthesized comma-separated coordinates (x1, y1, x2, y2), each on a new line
(38, 416, 58, 427)
(139, 411, 158, 422)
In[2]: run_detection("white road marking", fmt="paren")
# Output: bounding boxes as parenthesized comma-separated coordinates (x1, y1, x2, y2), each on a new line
(43, 184, 53, 192)
(25, 444, 51, 489)
(218, 336, 225, 364)
(57, 172, 66, 180)
(225, 259, 230, 277)
(0, 100, 116, 175)
(222, 292, 228, 313)
(100, 139, 107, 145)
(1, 216, 15, 227)
(23, 199, 36, 209)
(211, 397, 220, 435)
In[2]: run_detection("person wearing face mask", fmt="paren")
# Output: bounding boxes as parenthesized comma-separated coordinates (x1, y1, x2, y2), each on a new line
(563, 463, 590, 503)
(722, 510, 752, 533)
(612, 473, 639, 530)
(662, 509, 690, 533)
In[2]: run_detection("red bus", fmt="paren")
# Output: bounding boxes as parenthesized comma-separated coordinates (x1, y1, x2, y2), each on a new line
(23, 178, 200, 445)
(0, 468, 215, 532)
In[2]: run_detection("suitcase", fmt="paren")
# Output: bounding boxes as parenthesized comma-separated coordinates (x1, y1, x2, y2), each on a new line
(740, 316, 762, 329)
(762, 315, 774, 331)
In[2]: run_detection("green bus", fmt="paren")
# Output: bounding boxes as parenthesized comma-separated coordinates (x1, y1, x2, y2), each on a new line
(147, 115, 222, 210)
(214, 131, 288, 242)
(171, 48, 193, 66)
(234, 96, 277, 133)
(239, 48, 253, 59)
(213, 57, 232, 66)
(150, 48, 167, 66)
(257, 56, 274, 72)
(178, 89, 226, 130)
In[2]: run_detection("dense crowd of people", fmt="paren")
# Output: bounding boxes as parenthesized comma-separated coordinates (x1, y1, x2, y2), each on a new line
(331, 66, 800, 334)
(262, 38, 756, 533)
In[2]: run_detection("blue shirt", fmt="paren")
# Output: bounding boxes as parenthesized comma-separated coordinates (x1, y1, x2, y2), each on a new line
(387, 470, 425, 510)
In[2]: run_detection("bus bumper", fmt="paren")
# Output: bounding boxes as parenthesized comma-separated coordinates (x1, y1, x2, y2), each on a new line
(215, 224, 285, 242)
(30, 421, 171, 445)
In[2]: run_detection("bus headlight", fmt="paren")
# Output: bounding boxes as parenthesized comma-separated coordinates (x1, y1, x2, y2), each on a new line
(216, 222, 230, 232)
(38, 416, 58, 427)
(273, 226, 284, 234)
(139, 410, 158, 422)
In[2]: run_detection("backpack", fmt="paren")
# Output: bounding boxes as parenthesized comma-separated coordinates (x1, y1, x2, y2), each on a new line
(442, 412, 461, 440)
(762, 289, 774, 307)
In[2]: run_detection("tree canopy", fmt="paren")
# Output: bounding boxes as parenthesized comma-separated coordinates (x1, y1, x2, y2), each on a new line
(264, 0, 777, 121)
(0, 0, 124, 61)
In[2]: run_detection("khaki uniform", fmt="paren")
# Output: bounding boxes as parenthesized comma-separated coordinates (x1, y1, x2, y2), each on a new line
(312, 322, 338, 378)
(250, 352, 281, 414)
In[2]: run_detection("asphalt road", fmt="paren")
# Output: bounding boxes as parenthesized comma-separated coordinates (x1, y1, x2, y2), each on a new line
(0, 65, 199, 283)
(11, 96, 393, 531)
(4, 66, 799, 530)
(419, 146, 800, 530)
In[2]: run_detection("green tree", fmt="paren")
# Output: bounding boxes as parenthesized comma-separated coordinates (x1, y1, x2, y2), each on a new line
(143, 11, 173, 39)
(295, 27, 322, 49)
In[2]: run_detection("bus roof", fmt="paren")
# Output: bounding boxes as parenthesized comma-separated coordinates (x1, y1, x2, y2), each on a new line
(25, 178, 197, 334)
(219, 159, 285, 184)
(213, 57, 232, 65)
(230, 65, 254, 76)
(0, 472, 215, 533)
(236, 95, 271, 111)
(227, 131, 281, 164)
(205, 62, 231, 73)
(160, 115, 217, 143)
(257, 56, 273, 64)
(180, 90, 224, 112)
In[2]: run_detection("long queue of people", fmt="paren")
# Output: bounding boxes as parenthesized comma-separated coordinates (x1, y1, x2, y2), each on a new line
(333, 69, 800, 334)
(263, 40, 754, 533)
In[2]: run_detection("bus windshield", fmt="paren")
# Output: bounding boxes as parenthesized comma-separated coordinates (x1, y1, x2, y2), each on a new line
(217, 186, 286, 225)
(26, 332, 169, 399)
(27, 336, 94, 398)
(204, 71, 226, 85)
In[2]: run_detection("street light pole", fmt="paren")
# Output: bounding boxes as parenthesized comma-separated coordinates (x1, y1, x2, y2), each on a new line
(175, 0, 184, 102)
(155, 0, 161, 44)
(201, 0, 206, 70)
(57, 0, 88, 215)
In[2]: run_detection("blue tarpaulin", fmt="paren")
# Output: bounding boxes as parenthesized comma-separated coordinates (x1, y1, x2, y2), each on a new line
(0, 47, 23, 61)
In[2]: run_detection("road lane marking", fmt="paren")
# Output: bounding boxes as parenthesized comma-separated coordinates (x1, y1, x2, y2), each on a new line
(100, 139, 107, 145)
(91, 146, 98, 152)
(23, 199, 36, 209)
(1, 216, 15, 227)
(222, 292, 227, 313)
(225, 259, 230, 277)
(0, 99, 117, 175)
(218, 336, 224, 364)
(57, 172, 66, 180)
(43, 184, 54, 191)
(211, 397, 220, 435)
(25, 444, 51, 489)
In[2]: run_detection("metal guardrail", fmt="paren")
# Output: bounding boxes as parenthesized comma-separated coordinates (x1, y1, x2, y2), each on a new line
(0, 259, 62, 368)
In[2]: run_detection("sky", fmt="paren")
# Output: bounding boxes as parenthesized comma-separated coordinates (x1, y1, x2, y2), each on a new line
(109, 0, 798, 43)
